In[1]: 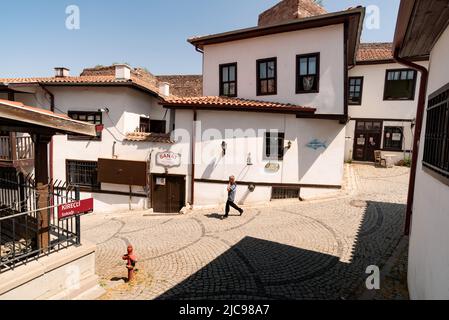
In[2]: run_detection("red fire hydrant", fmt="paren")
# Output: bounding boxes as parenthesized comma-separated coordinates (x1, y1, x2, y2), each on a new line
(122, 245, 137, 282)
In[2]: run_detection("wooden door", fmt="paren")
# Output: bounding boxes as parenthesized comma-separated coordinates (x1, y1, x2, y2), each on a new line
(353, 120, 383, 162)
(152, 175, 185, 213)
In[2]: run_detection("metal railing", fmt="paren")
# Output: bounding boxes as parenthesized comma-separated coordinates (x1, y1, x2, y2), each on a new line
(0, 170, 80, 273)
(0, 136, 34, 161)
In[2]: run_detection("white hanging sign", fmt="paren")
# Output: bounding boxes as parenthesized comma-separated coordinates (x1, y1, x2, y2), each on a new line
(156, 151, 181, 168)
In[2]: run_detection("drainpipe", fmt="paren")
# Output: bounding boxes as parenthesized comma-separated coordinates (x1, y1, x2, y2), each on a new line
(190, 108, 197, 206)
(393, 49, 429, 236)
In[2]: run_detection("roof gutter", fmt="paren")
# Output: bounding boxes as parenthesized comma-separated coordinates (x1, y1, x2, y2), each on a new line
(393, 48, 428, 236)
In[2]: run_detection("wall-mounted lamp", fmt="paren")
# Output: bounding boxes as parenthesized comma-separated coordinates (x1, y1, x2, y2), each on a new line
(247, 153, 253, 166)
(248, 184, 256, 192)
(221, 141, 227, 156)
(98, 107, 110, 113)
(285, 140, 292, 149)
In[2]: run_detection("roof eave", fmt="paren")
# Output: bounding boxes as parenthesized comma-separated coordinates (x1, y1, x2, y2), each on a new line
(161, 103, 316, 115)
(189, 7, 365, 60)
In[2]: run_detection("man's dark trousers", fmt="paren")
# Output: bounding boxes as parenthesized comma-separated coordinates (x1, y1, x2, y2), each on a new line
(225, 200, 243, 217)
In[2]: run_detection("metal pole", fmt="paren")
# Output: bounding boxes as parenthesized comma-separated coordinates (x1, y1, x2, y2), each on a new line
(75, 186, 81, 246)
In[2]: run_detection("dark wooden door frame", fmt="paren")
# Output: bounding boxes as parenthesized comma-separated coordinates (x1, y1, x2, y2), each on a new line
(353, 120, 383, 162)
(151, 173, 186, 213)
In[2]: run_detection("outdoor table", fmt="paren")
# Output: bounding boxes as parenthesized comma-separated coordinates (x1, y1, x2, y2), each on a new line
(383, 154, 397, 168)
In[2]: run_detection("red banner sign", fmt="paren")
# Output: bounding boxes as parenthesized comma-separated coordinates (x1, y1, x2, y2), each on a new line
(58, 198, 94, 220)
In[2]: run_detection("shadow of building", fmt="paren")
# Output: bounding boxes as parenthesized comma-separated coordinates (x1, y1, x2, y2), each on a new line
(157, 201, 406, 300)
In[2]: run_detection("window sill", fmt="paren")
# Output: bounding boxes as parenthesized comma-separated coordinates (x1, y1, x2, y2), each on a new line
(76, 186, 101, 193)
(296, 90, 319, 94)
(383, 97, 415, 101)
(257, 92, 277, 97)
(382, 148, 403, 152)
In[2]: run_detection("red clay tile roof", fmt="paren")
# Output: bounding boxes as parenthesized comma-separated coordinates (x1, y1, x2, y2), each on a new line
(0, 74, 163, 98)
(356, 43, 394, 63)
(125, 132, 175, 144)
(161, 96, 315, 113)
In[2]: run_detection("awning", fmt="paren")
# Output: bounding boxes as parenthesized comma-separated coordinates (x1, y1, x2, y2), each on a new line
(0, 99, 97, 137)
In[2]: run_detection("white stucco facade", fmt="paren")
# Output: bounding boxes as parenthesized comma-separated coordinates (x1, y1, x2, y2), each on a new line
(1, 83, 193, 213)
(173, 109, 345, 206)
(345, 61, 428, 163)
(203, 24, 345, 115)
(408, 25, 449, 300)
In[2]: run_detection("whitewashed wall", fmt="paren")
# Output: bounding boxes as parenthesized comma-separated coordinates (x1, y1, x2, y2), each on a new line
(45, 86, 181, 213)
(344, 120, 414, 162)
(175, 109, 345, 206)
(348, 61, 428, 119)
(203, 24, 345, 115)
(408, 25, 449, 300)
(344, 61, 428, 162)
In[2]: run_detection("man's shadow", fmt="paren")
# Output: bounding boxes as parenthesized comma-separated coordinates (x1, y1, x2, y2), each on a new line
(205, 213, 223, 220)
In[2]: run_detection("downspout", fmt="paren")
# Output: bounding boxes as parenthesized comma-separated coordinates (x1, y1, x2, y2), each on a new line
(189, 45, 203, 206)
(190, 108, 197, 206)
(393, 49, 429, 236)
(39, 84, 55, 185)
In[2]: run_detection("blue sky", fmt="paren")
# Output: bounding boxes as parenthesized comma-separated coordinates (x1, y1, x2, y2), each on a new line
(0, 0, 399, 77)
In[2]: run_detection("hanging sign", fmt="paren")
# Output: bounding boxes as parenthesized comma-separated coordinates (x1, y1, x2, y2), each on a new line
(156, 151, 181, 168)
(58, 198, 94, 220)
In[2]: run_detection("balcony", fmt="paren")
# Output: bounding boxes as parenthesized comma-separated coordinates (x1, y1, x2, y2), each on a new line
(0, 135, 34, 171)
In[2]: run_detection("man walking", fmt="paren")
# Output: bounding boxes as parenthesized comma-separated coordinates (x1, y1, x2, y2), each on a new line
(224, 176, 244, 219)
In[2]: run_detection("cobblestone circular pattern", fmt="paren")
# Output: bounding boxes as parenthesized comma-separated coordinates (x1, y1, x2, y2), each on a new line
(82, 164, 410, 300)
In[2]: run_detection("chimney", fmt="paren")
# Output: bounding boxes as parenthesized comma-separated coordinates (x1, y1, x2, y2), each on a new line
(158, 82, 170, 97)
(54, 67, 70, 78)
(114, 64, 132, 80)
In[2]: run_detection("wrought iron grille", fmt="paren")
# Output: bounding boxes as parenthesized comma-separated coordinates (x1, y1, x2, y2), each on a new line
(0, 170, 80, 273)
(423, 83, 449, 179)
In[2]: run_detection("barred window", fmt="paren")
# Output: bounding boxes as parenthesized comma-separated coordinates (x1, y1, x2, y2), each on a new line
(271, 187, 300, 200)
(66, 160, 100, 190)
(423, 83, 449, 180)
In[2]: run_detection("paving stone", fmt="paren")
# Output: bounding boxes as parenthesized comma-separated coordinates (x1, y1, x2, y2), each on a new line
(82, 164, 410, 300)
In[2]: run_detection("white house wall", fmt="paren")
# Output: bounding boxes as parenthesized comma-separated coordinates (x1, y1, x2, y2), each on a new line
(174, 110, 346, 206)
(349, 62, 427, 119)
(408, 25, 449, 300)
(45, 86, 179, 213)
(344, 61, 428, 162)
(203, 24, 345, 115)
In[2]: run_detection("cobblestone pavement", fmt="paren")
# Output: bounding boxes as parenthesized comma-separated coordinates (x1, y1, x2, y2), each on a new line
(82, 164, 410, 300)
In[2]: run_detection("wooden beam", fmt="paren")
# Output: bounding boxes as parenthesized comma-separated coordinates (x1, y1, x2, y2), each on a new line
(0, 100, 96, 137)
(34, 134, 52, 252)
